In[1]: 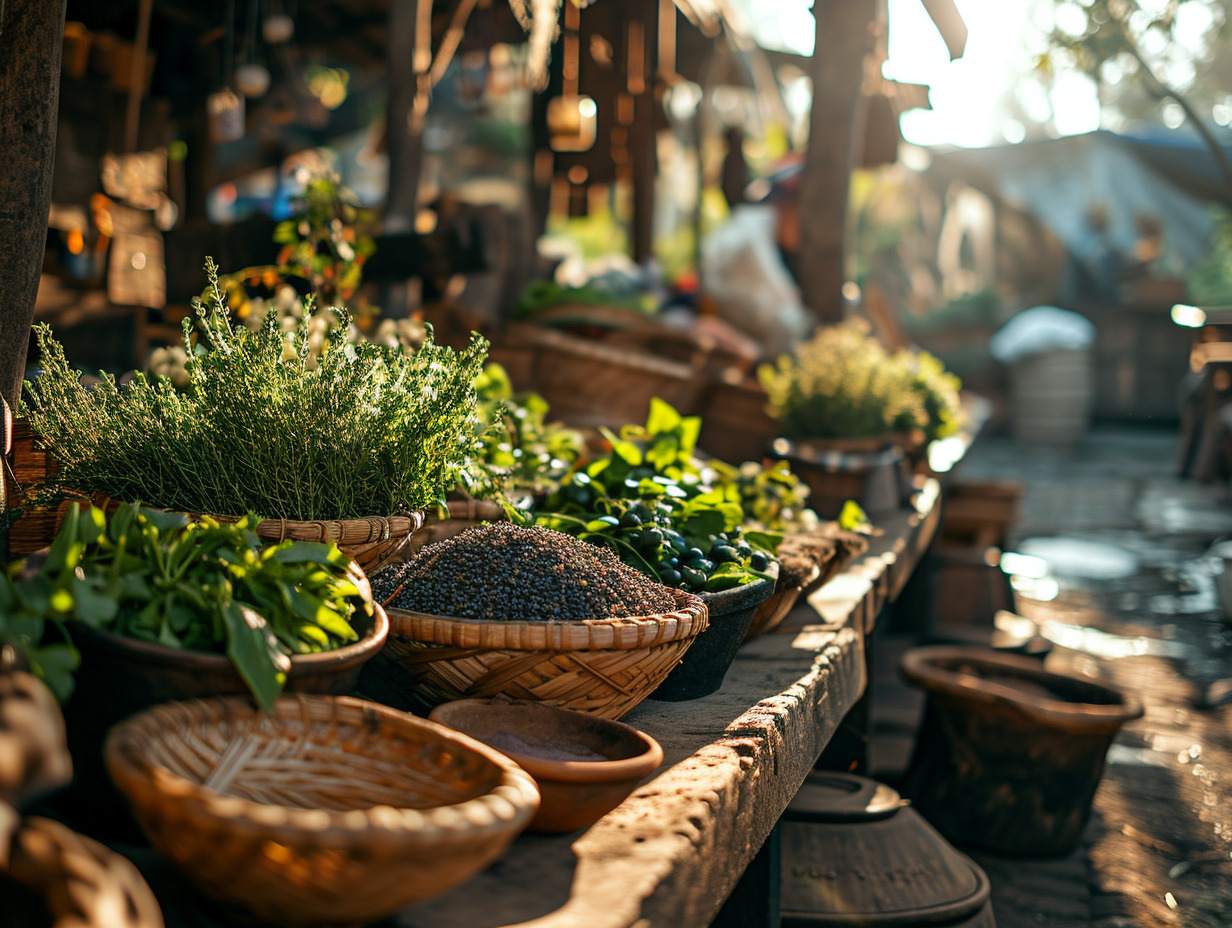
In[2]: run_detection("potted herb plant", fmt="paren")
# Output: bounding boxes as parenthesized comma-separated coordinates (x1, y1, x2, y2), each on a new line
(6, 499, 385, 836)
(756, 318, 962, 517)
(21, 260, 488, 570)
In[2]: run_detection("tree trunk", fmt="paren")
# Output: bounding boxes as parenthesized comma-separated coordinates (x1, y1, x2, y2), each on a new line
(797, 0, 878, 325)
(0, 0, 68, 411)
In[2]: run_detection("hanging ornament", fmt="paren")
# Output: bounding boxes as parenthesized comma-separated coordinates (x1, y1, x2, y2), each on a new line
(263, 13, 294, 44)
(236, 62, 271, 97)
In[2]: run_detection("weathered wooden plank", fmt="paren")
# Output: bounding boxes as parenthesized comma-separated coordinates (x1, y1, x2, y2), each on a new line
(398, 625, 864, 928)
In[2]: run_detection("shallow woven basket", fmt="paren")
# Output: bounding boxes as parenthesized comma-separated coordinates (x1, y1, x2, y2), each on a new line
(367, 590, 709, 721)
(103, 694, 539, 927)
(504, 322, 706, 429)
(80, 494, 426, 574)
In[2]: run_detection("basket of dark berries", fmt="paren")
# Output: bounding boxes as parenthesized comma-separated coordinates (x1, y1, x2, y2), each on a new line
(360, 523, 709, 720)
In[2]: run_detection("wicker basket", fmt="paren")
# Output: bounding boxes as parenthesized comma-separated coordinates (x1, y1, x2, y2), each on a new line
(103, 694, 540, 926)
(503, 323, 706, 430)
(2, 816, 164, 928)
(364, 590, 709, 720)
(81, 494, 426, 574)
(5, 418, 425, 570)
(4, 418, 64, 558)
(401, 498, 510, 561)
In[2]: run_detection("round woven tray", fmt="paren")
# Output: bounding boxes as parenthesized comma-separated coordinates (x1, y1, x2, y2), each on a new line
(369, 590, 709, 720)
(103, 694, 540, 927)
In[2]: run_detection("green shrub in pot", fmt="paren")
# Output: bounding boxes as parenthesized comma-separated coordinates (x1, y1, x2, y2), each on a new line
(2, 500, 374, 711)
(21, 260, 488, 522)
(757, 318, 961, 443)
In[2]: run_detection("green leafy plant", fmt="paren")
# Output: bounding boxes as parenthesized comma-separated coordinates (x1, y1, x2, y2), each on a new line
(5, 501, 372, 711)
(471, 363, 585, 497)
(24, 260, 488, 521)
(910, 349, 963, 443)
(217, 170, 380, 332)
(758, 318, 961, 442)
(0, 581, 79, 703)
(533, 398, 787, 593)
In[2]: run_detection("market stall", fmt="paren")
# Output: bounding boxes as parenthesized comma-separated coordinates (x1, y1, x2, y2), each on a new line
(115, 481, 942, 928)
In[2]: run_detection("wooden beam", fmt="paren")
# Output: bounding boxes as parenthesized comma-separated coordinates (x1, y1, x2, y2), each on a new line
(796, 0, 878, 325)
(0, 0, 68, 410)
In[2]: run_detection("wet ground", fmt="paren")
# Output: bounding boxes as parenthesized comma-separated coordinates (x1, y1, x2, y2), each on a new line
(869, 424, 1232, 928)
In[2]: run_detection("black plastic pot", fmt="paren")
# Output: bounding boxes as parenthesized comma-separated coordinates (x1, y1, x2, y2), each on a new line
(648, 570, 777, 701)
(900, 645, 1143, 856)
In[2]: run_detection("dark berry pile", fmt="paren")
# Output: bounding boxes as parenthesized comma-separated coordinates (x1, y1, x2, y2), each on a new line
(373, 522, 679, 621)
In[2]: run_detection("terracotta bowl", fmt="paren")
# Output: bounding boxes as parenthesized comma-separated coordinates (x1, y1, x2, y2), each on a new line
(429, 698, 663, 834)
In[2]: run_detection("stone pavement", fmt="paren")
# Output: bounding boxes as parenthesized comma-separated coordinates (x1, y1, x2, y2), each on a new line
(868, 424, 1232, 928)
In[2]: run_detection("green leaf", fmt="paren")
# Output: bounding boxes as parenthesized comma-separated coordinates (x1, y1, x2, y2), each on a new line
(678, 414, 702, 459)
(44, 503, 80, 575)
(137, 507, 192, 533)
(222, 603, 289, 714)
(704, 561, 758, 592)
(272, 541, 350, 569)
(742, 530, 785, 554)
(678, 508, 726, 539)
(609, 438, 642, 467)
(78, 505, 108, 548)
(838, 500, 871, 532)
(29, 643, 80, 703)
(158, 619, 184, 649)
(69, 577, 118, 626)
(117, 573, 154, 600)
(645, 397, 682, 435)
(166, 603, 198, 634)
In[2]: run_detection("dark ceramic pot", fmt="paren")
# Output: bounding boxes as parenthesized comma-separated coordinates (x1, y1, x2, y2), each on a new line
(648, 569, 777, 701)
(899, 645, 1143, 856)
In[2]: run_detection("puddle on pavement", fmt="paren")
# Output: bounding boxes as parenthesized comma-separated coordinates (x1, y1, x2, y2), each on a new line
(1016, 537, 1141, 580)
(1037, 620, 1192, 659)
(1106, 744, 1174, 767)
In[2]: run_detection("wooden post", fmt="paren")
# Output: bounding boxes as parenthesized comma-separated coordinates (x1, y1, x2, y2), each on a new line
(0, 0, 68, 412)
(383, 0, 433, 318)
(797, 0, 878, 325)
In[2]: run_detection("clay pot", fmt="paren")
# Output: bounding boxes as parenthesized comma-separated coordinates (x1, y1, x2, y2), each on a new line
(899, 645, 1143, 856)
(770, 437, 911, 519)
(428, 698, 663, 834)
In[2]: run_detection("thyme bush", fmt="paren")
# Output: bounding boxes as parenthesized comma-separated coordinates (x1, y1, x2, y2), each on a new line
(22, 262, 488, 521)
(757, 318, 961, 442)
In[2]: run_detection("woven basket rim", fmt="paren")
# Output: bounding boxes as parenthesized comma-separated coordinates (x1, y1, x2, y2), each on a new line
(384, 588, 708, 651)
(104, 694, 540, 843)
(88, 493, 427, 540)
(507, 322, 697, 379)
